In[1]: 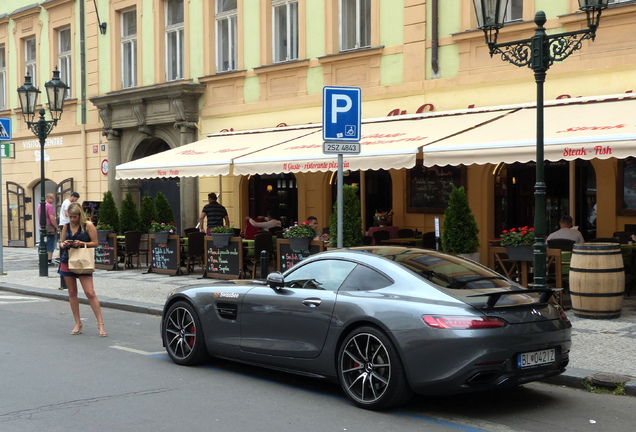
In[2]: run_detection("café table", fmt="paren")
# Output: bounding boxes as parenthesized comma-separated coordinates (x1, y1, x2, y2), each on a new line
(380, 237, 423, 247)
(489, 245, 562, 289)
(367, 226, 399, 245)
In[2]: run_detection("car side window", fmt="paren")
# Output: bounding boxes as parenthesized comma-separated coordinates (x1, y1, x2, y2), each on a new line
(285, 260, 356, 292)
(339, 264, 393, 291)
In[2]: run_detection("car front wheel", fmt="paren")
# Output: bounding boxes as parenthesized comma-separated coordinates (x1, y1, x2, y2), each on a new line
(337, 326, 412, 410)
(163, 301, 209, 365)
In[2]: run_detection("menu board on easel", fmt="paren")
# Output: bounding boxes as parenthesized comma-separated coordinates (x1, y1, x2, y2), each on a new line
(204, 236, 243, 280)
(95, 233, 118, 270)
(277, 239, 325, 272)
(149, 234, 182, 275)
(407, 162, 465, 213)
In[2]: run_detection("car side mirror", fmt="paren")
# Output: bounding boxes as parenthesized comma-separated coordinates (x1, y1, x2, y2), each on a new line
(266, 272, 284, 289)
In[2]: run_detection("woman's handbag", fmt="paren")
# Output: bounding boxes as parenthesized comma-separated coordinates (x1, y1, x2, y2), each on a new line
(68, 244, 95, 274)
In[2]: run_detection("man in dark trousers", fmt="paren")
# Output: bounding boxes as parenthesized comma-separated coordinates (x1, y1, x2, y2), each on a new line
(199, 193, 229, 234)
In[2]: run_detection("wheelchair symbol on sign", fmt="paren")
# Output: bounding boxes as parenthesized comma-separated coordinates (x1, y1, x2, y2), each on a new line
(345, 125, 357, 137)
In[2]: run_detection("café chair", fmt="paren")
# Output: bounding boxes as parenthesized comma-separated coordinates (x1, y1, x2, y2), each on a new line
(363, 235, 373, 246)
(184, 227, 199, 236)
(184, 231, 206, 274)
(547, 239, 575, 302)
(398, 228, 414, 238)
(613, 231, 633, 244)
(269, 226, 283, 236)
(139, 233, 150, 266)
(245, 231, 274, 279)
(421, 231, 437, 249)
(122, 230, 142, 269)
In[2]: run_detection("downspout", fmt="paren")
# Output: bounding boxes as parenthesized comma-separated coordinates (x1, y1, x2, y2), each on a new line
(431, 0, 440, 78)
(80, 0, 87, 198)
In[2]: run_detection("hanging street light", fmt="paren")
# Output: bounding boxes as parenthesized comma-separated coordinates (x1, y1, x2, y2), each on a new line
(472, 0, 609, 290)
(17, 68, 69, 277)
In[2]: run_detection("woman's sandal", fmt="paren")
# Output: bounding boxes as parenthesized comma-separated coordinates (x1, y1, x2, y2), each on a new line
(98, 323, 107, 337)
(70, 323, 83, 335)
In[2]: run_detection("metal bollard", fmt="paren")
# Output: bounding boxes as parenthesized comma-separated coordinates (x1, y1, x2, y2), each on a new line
(260, 250, 269, 279)
(59, 274, 67, 290)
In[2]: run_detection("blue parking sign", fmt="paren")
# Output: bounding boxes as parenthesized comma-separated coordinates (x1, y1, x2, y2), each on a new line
(322, 87, 361, 142)
(0, 118, 11, 141)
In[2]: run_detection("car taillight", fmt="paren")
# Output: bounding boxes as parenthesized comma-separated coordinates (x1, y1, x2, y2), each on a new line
(422, 315, 507, 329)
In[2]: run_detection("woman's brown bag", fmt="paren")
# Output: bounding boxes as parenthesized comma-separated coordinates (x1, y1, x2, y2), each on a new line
(68, 244, 95, 274)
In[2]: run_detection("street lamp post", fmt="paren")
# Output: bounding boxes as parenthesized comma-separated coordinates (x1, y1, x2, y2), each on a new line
(17, 69, 69, 277)
(473, 0, 608, 290)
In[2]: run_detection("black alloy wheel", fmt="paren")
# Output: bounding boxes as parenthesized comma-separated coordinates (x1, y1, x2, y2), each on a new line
(338, 326, 412, 410)
(163, 301, 209, 365)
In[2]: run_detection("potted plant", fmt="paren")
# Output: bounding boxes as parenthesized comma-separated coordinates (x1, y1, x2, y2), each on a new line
(139, 193, 157, 233)
(210, 226, 235, 247)
(150, 220, 177, 244)
(329, 184, 363, 248)
(96, 222, 114, 242)
(283, 222, 317, 251)
(98, 191, 119, 235)
(441, 186, 480, 261)
(373, 210, 394, 227)
(500, 226, 535, 261)
(119, 192, 141, 233)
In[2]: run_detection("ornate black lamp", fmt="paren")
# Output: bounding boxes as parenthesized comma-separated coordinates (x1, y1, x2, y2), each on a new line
(472, 0, 608, 290)
(17, 68, 68, 276)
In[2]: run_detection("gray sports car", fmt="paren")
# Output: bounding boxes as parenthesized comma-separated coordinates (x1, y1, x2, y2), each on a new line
(161, 246, 571, 410)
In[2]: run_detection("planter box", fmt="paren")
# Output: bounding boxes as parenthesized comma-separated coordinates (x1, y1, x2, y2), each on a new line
(97, 230, 112, 242)
(289, 237, 312, 251)
(506, 245, 534, 261)
(212, 233, 233, 248)
(153, 232, 170, 244)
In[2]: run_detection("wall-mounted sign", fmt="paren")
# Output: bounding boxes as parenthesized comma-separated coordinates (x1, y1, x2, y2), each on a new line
(0, 118, 11, 141)
(101, 159, 109, 175)
(1, 142, 14, 159)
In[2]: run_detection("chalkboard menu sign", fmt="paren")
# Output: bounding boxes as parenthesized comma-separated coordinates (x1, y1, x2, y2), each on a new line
(407, 163, 465, 213)
(150, 234, 182, 275)
(204, 236, 243, 280)
(277, 239, 325, 272)
(95, 233, 118, 270)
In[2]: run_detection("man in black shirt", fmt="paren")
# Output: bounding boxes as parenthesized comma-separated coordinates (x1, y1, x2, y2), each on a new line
(199, 193, 229, 234)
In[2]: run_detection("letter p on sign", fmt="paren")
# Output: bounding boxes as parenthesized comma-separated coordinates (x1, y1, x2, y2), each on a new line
(323, 87, 361, 142)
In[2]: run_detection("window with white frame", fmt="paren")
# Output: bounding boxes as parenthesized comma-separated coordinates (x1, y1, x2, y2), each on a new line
(122, 8, 137, 88)
(58, 28, 72, 98)
(340, 0, 371, 51)
(165, 0, 184, 81)
(0, 46, 6, 110)
(272, 0, 298, 63)
(25, 37, 37, 84)
(608, 0, 632, 4)
(216, 0, 238, 72)
(505, 0, 523, 22)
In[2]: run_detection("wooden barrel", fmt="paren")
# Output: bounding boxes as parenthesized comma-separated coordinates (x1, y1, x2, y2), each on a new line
(569, 242, 624, 319)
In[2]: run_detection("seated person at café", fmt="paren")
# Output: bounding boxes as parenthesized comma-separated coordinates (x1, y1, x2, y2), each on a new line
(547, 215, 584, 243)
(307, 216, 329, 242)
(247, 211, 282, 231)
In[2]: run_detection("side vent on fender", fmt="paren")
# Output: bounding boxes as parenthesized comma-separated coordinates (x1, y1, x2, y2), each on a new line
(216, 303, 238, 320)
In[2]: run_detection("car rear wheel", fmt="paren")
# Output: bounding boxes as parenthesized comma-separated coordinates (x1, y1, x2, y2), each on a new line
(338, 326, 412, 410)
(163, 301, 209, 365)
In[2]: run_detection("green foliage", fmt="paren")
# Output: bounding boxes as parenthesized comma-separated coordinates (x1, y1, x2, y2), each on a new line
(210, 226, 235, 234)
(150, 221, 177, 233)
(98, 191, 119, 234)
(139, 193, 157, 233)
(119, 192, 141, 233)
(154, 191, 175, 226)
(441, 186, 480, 254)
(329, 185, 363, 247)
(500, 226, 535, 246)
(283, 222, 316, 238)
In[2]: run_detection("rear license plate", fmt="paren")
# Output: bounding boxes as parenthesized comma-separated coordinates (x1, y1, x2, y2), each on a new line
(517, 349, 555, 368)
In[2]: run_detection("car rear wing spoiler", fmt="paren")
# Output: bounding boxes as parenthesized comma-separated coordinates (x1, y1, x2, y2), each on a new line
(467, 288, 563, 308)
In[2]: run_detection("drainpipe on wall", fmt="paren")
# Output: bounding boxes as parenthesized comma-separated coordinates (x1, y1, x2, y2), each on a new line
(431, 0, 440, 78)
(80, 0, 88, 198)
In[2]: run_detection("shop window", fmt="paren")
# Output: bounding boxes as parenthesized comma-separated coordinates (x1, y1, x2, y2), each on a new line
(165, 0, 184, 81)
(121, 8, 137, 89)
(6, 182, 27, 247)
(505, 0, 523, 22)
(618, 157, 636, 215)
(216, 0, 238, 72)
(272, 0, 299, 63)
(340, 0, 371, 51)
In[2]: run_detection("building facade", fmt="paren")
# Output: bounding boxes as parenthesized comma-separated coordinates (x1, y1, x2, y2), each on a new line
(1, 0, 635, 262)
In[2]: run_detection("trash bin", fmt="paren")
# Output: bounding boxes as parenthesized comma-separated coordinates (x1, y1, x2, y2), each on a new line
(570, 242, 624, 319)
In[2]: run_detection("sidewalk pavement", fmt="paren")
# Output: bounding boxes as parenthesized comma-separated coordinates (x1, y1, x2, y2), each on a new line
(1, 246, 634, 396)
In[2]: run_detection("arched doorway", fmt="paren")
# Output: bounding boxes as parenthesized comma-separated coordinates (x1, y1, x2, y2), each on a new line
(494, 160, 596, 240)
(330, 169, 392, 230)
(248, 174, 298, 227)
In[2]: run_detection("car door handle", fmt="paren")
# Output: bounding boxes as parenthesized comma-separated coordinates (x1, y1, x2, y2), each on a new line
(302, 298, 322, 307)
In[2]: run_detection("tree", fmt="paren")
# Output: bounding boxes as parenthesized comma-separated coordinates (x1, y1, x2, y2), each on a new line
(119, 192, 140, 233)
(329, 184, 363, 247)
(98, 191, 119, 233)
(139, 193, 157, 232)
(441, 185, 480, 254)
(155, 191, 175, 225)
